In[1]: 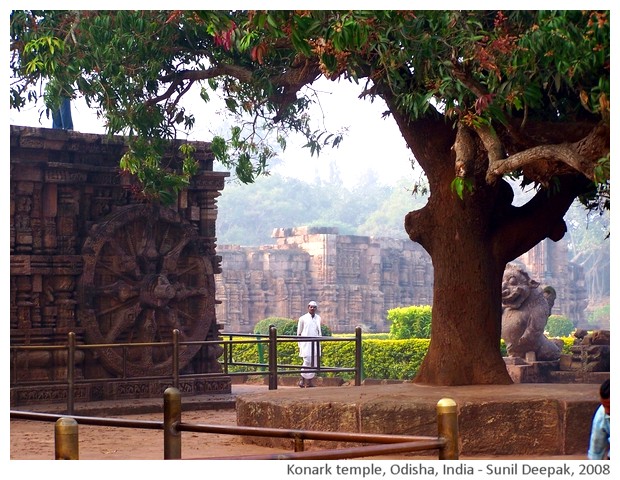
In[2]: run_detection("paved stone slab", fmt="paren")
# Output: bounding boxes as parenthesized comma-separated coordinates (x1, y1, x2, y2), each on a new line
(235, 383, 601, 457)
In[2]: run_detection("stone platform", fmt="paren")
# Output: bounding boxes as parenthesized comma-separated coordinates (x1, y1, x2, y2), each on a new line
(235, 382, 604, 457)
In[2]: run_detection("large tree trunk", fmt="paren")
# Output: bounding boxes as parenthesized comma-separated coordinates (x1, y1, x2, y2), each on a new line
(395, 116, 511, 385)
(391, 113, 592, 385)
(408, 198, 512, 385)
(405, 167, 512, 383)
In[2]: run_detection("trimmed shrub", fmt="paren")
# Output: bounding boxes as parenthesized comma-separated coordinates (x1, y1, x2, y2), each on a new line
(224, 334, 575, 380)
(387, 305, 432, 339)
(545, 315, 575, 337)
(253, 317, 298, 335)
(253, 316, 332, 336)
(360, 338, 429, 379)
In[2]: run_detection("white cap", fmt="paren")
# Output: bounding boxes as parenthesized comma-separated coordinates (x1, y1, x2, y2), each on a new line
(308, 301, 318, 307)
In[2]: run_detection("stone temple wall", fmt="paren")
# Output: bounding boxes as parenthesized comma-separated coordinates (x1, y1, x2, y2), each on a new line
(10, 125, 230, 405)
(215, 227, 586, 334)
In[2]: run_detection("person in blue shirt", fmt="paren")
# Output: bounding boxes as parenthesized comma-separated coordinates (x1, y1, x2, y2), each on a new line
(588, 378, 610, 460)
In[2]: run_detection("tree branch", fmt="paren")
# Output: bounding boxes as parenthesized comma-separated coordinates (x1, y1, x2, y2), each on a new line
(485, 122, 609, 185)
(453, 123, 477, 177)
(145, 78, 183, 106)
(159, 64, 255, 85)
(153, 60, 322, 118)
(492, 174, 592, 265)
(476, 124, 505, 165)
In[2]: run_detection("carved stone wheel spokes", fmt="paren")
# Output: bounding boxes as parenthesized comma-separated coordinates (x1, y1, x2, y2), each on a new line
(79, 204, 214, 377)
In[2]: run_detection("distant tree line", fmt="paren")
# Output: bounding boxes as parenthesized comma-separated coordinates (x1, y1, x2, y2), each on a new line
(215, 172, 428, 246)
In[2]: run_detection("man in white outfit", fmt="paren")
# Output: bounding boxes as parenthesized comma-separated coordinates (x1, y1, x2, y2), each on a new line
(297, 300, 322, 388)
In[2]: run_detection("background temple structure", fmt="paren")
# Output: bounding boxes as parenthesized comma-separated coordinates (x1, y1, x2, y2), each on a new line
(215, 228, 589, 334)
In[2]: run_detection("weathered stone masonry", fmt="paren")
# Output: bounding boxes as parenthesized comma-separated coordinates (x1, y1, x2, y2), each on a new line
(215, 227, 587, 334)
(215, 228, 434, 333)
(10, 126, 229, 405)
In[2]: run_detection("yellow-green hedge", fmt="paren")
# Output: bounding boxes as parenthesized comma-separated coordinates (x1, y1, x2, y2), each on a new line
(223, 335, 575, 381)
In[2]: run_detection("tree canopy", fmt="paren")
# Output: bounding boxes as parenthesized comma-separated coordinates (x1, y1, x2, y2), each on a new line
(10, 10, 610, 385)
(10, 10, 609, 203)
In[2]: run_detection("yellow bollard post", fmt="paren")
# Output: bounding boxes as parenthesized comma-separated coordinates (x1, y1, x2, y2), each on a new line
(436, 398, 459, 460)
(164, 386, 182, 459)
(55, 417, 79, 460)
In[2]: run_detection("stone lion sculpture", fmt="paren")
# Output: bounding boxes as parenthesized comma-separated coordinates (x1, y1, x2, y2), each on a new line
(501, 263, 561, 361)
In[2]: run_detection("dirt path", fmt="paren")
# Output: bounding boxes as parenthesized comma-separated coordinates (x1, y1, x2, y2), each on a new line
(11, 382, 590, 461)
(10, 409, 283, 460)
(11, 408, 586, 462)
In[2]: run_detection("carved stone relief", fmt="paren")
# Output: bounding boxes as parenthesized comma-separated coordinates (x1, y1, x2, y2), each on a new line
(78, 204, 216, 377)
(10, 126, 229, 405)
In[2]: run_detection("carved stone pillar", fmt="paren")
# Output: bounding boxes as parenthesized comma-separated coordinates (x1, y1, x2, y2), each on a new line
(15, 275, 33, 330)
(56, 185, 80, 255)
(54, 274, 76, 330)
(14, 193, 34, 254)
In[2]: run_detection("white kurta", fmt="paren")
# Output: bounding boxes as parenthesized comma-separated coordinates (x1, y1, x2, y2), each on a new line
(297, 312, 322, 379)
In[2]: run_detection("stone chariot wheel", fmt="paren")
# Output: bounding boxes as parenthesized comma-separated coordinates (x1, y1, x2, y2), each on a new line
(79, 204, 215, 377)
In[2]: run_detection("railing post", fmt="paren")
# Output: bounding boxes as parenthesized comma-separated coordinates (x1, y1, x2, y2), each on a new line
(224, 334, 232, 374)
(354, 326, 362, 386)
(122, 345, 127, 378)
(163, 387, 182, 459)
(436, 397, 459, 460)
(55, 417, 79, 460)
(314, 338, 321, 373)
(294, 436, 305, 452)
(268, 325, 278, 390)
(67, 332, 75, 415)
(257, 334, 265, 371)
(172, 329, 180, 389)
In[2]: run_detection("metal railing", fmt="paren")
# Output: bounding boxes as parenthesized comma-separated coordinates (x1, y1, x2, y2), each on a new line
(10, 387, 459, 460)
(220, 326, 363, 389)
(10, 326, 363, 413)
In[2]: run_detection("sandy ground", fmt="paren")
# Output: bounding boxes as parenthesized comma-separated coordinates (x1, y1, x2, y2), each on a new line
(10, 408, 588, 462)
(10, 409, 285, 460)
(10, 383, 592, 462)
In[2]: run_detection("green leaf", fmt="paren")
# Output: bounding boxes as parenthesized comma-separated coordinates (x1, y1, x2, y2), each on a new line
(451, 177, 464, 199)
(450, 177, 473, 200)
(225, 97, 238, 113)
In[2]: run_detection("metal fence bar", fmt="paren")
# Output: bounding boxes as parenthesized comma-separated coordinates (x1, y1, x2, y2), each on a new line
(437, 397, 459, 460)
(10, 326, 366, 410)
(11, 392, 458, 460)
(67, 332, 76, 415)
(163, 387, 182, 459)
(55, 417, 79, 460)
(268, 325, 278, 390)
(11, 410, 163, 430)
(355, 326, 362, 386)
(172, 329, 180, 389)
